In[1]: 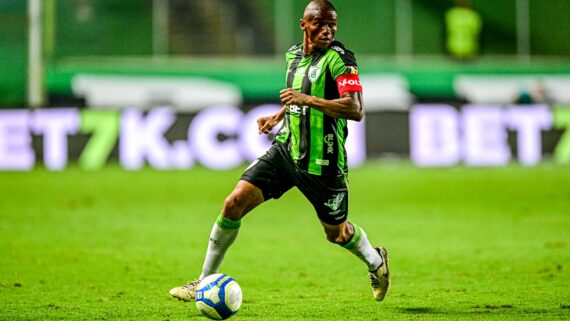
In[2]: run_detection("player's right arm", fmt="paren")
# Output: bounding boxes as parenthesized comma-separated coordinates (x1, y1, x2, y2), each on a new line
(257, 106, 286, 134)
(279, 89, 363, 121)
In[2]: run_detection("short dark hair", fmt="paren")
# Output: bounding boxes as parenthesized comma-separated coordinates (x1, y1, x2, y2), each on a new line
(306, 0, 336, 14)
(318, 0, 336, 12)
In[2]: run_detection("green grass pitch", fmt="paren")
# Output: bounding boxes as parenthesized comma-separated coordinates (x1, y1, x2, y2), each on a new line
(1, 162, 569, 320)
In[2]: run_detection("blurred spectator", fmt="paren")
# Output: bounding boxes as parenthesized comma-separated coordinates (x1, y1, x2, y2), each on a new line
(445, 0, 482, 59)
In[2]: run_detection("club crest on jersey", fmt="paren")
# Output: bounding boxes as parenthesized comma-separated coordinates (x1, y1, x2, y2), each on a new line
(308, 66, 322, 83)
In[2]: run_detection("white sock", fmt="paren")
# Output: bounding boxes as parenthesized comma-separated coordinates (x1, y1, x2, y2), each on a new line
(342, 223, 383, 271)
(199, 215, 240, 279)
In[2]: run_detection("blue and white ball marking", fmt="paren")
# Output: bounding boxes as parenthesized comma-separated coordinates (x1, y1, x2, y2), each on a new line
(195, 273, 242, 320)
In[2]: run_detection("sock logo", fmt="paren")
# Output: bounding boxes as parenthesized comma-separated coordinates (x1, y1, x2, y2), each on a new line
(209, 237, 221, 245)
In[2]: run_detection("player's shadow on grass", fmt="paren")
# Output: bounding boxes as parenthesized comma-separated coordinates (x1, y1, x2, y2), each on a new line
(397, 305, 555, 316)
(399, 307, 436, 314)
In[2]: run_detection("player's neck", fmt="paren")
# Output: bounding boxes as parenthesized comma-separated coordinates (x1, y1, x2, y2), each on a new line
(303, 40, 324, 55)
(303, 38, 313, 55)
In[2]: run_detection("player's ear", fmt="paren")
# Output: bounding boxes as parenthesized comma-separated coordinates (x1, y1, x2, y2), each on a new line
(300, 19, 306, 31)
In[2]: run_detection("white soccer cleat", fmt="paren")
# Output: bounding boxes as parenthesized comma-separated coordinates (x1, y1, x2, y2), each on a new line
(169, 279, 200, 302)
(368, 247, 390, 301)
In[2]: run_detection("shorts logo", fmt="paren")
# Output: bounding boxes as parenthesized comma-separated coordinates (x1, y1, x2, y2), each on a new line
(324, 193, 345, 212)
(308, 66, 322, 83)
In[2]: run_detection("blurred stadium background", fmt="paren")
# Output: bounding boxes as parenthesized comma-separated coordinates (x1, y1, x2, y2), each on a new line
(1, 1, 570, 320)
(1, 0, 569, 170)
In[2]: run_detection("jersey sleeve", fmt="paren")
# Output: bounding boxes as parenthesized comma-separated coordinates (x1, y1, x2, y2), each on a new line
(329, 43, 362, 95)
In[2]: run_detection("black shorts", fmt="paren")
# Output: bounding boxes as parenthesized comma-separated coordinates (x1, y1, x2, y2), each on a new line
(240, 142, 348, 225)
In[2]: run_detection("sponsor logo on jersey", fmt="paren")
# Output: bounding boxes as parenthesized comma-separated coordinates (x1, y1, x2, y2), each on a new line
(347, 66, 359, 75)
(308, 66, 322, 83)
(324, 193, 345, 211)
(324, 133, 334, 154)
(331, 45, 345, 55)
(288, 104, 308, 115)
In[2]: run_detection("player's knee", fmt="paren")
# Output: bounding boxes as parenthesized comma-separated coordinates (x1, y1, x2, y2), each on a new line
(222, 194, 243, 221)
(324, 224, 353, 244)
(324, 230, 346, 244)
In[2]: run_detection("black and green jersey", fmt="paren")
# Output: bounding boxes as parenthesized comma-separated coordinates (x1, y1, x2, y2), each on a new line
(276, 40, 359, 177)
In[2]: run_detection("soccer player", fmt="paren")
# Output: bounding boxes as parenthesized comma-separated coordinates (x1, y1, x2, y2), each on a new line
(170, 0, 390, 302)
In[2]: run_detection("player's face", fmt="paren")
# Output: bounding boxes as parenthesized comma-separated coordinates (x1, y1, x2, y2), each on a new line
(301, 8, 337, 49)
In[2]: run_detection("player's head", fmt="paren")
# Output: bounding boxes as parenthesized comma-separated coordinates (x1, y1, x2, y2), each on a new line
(300, 0, 337, 49)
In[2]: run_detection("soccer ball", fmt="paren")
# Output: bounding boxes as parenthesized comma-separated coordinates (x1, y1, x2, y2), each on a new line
(195, 273, 242, 320)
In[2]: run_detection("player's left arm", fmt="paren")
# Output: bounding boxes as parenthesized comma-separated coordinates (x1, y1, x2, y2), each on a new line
(280, 89, 364, 121)
(257, 105, 287, 134)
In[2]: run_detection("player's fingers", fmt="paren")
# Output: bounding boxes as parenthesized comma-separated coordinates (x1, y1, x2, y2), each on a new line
(257, 120, 269, 134)
(280, 89, 293, 96)
(280, 93, 292, 104)
(259, 122, 273, 134)
(257, 118, 269, 133)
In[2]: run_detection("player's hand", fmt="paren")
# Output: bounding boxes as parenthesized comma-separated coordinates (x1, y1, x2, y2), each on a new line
(257, 115, 278, 135)
(280, 88, 308, 106)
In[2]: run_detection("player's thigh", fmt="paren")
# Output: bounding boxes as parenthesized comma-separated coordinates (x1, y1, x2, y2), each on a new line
(224, 145, 295, 220)
(296, 173, 349, 225)
(240, 144, 295, 202)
